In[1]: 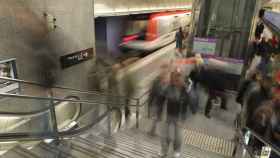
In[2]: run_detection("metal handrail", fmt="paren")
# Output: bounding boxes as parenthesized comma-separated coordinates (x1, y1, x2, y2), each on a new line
(0, 77, 153, 141)
(0, 110, 111, 141)
(0, 77, 138, 101)
(244, 127, 280, 156)
(0, 96, 81, 118)
(0, 93, 136, 107)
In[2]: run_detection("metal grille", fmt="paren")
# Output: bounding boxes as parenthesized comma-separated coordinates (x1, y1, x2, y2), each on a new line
(184, 129, 235, 157)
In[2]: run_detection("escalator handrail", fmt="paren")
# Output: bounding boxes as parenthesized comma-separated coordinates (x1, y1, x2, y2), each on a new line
(0, 96, 81, 118)
(0, 82, 153, 141)
(235, 129, 255, 158)
(243, 127, 280, 156)
(0, 109, 111, 141)
(0, 77, 138, 101)
(0, 93, 137, 107)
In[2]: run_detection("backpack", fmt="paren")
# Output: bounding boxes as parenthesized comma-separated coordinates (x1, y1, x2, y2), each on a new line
(255, 22, 264, 39)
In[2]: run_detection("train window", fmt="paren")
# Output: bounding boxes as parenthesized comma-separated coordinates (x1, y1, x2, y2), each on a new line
(124, 20, 148, 38)
(157, 17, 173, 36)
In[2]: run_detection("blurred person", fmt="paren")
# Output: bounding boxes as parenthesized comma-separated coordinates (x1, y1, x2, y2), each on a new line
(123, 75, 136, 123)
(238, 43, 274, 105)
(244, 71, 272, 129)
(184, 77, 199, 115)
(108, 64, 124, 129)
(148, 63, 170, 136)
(270, 97, 280, 158)
(189, 67, 228, 118)
(175, 27, 184, 55)
(254, 9, 265, 40)
(160, 69, 189, 158)
(249, 100, 274, 154)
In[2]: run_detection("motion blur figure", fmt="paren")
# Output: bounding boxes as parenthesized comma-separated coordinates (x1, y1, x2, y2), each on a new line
(175, 27, 184, 55)
(148, 63, 170, 136)
(249, 100, 273, 154)
(243, 71, 272, 129)
(160, 69, 189, 158)
(268, 87, 280, 158)
(189, 67, 228, 118)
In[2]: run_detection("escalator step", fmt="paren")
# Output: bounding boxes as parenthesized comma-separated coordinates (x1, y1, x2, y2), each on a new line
(95, 132, 202, 158)
(96, 132, 161, 153)
(123, 128, 235, 157)
(3, 146, 40, 158)
(74, 137, 138, 158)
(86, 135, 157, 157)
(48, 140, 95, 158)
(28, 142, 74, 158)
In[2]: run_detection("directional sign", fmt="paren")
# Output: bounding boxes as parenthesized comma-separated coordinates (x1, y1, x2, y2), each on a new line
(60, 48, 93, 69)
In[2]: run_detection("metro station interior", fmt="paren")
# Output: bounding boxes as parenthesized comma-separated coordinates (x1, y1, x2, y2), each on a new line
(0, 0, 280, 158)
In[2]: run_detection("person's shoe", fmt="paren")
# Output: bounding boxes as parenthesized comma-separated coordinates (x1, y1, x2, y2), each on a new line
(158, 151, 167, 157)
(205, 113, 211, 119)
(173, 152, 181, 158)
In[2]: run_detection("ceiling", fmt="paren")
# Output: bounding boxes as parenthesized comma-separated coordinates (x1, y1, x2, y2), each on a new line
(94, 0, 193, 17)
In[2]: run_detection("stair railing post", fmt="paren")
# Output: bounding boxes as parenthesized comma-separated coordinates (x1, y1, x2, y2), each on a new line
(136, 99, 140, 129)
(48, 89, 59, 142)
(107, 105, 112, 136)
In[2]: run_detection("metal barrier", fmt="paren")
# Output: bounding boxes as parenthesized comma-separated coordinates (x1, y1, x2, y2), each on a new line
(235, 127, 280, 158)
(0, 77, 152, 141)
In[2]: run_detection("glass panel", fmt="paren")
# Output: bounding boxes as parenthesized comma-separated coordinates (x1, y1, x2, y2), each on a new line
(57, 99, 125, 136)
(125, 20, 148, 36)
(51, 87, 133, 107)
(0, 96, 54, 134)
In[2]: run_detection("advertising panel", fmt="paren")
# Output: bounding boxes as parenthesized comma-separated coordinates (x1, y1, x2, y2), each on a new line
(193, 37, 217, 55)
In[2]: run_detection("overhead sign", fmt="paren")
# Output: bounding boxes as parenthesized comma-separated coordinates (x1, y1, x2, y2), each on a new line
(60, 48, 93, 69)
(193, 37, 216, 55)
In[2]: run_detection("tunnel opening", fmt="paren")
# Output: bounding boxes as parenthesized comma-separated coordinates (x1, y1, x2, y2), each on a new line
(94, 10, 192, 68)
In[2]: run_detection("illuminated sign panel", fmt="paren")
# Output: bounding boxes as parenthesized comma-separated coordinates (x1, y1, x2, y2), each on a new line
(193, 37, 216, 55)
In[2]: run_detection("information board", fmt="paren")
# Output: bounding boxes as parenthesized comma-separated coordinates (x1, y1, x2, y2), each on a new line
(193, 37, 216, 55)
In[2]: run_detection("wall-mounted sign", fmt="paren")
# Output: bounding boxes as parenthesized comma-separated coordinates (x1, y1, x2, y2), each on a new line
(0, 58, 19, 94)
(60, 48, 93, 69)
(193, 37, 217, 55)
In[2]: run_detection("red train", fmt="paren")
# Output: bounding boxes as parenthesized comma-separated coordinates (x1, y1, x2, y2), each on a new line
(120, 10, 192, 52)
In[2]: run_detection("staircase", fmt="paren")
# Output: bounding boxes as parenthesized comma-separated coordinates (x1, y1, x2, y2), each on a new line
(1, 126, 234, 158)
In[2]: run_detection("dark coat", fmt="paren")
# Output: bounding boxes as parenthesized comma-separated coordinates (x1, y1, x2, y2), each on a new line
(165, 81, 197, 121)
(245, 82, 271, 128)
(189, 67, 240, 92)
(148, 78, 168, 118)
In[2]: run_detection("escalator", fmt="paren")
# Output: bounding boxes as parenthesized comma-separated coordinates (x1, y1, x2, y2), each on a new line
(0, 77, 127, 153)
(2, 128, 229, 158)
(0, 77, 278, 158)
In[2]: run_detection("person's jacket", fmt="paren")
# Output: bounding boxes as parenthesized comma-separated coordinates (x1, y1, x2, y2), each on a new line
(186, 80, 199, 114)
(165, 80, 196, 121)
(148, 77, 168, 117)
(245, 82, 271, 127)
